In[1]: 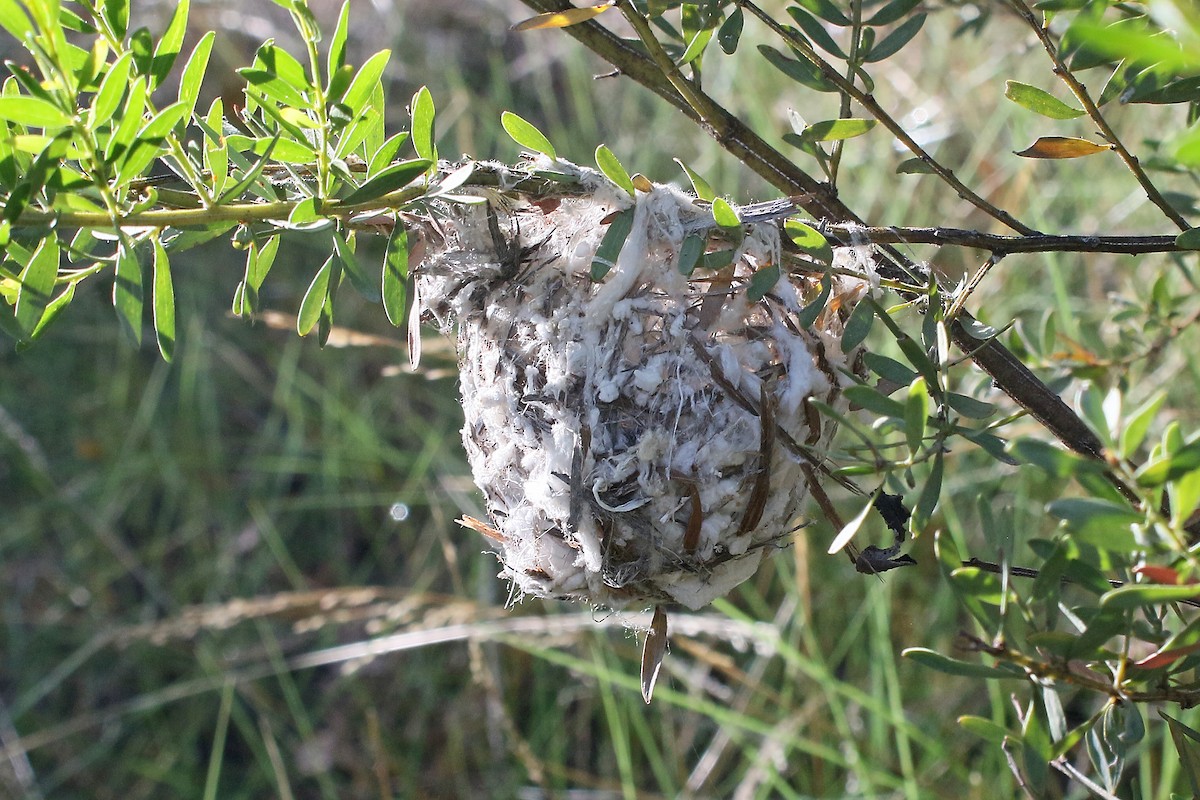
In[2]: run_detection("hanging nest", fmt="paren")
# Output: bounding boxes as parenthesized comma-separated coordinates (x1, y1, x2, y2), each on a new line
(414, 160, 874, 610)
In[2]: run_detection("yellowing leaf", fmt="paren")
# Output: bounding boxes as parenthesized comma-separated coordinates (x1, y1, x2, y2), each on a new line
(511, 3, 613, 32)
(1014, 136, 1109, 159)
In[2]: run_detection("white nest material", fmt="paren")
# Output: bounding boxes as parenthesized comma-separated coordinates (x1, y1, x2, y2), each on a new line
(417, 161, 872, 610)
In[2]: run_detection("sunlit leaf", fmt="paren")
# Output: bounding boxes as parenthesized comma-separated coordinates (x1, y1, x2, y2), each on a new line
(150, 0, 189, 89)
(511, 3, 613, 32)
(801, 118, 876, 142)
(0, 96, 70, 128)
(827, 494, 876, 555)
(297, 255, 336, 336)
(410, 86, 436, 163)
(1004, 80, 1085, 119)
(711, 197, 740, 228)
(340, 158, 430, 205)
(14, 235, 58, 336)
(383, 225, 408, 326)
(502, 110, 556, 159)
(151, 238, 175, 362)
(674, 157, 715, 201)
(1014, 136, 1109, 159)
(113, 243, 143, 346)
(595, 144, 634, 196)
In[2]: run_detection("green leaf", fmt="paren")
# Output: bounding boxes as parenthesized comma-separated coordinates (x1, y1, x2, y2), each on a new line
(383, 225, 409, 326)
(676, 233, 704, 276)
(674, 158, 715, 201)
(410, 86, 436, 163)
(368, 132, 411, 177)
(595, 144, 634, 196)
(177, 31, 214, 123)
(104, 76, 147, 163)
(339, 49, 391, 123)
(797, 0, 849, 26)
(117, 101, 189, 184)
(1120, 391, 1165, 458)
(758, 45, 837, 92)
(340, 158, 430, 205)
(1176, 228, 1200, 250)
(896, 157, 935, 174)
(797, 273, 831, 329)
(150, 0, 189, 89)
(786, 6, 846, 58)
(864, 13, 926, 62)
(0, 0, 33, 41)
(913, 451, 943, 528)
(1008, 438, 1105, 478)
(327, 0, 351, 86)
(1101, 583, 1200, 609)
(1135, 439, 1200, 486)
(1004, 80, 1085, 119)
(502, 110, 556, 159)
(945, 392, 995, 419)
(711, 197, 740, 228)
(958, 715, 1011, 745)
(90, 50, 133, 129)
(680, 27, 713, 66)
(717, 7, 743, 54)
(0, 96, 70, 128)
(866, 0, 921, 26)
(298, 255, 336, 336)
(845, 384, 905, 418)
(1046, 498, 1141, 551)
(15, 234, 58, 336)
(333, 230, 378, 301)
(902, 648, 1016, 678)
(151, 238, 175, 361)
(864, 352, 915, 385)
(783, 219, 833, 262)
(841, 299, 874, 350)
(747, 263, 780, 302)
(801, 117, 878, 142)
(103, 0, 128, 37)
(590, 207, 636, 281)
(1162, 712, 1200, 797)
(904, 376, 928, 455)
(217, 134, 279, 203)
(113, 243, 143, 346)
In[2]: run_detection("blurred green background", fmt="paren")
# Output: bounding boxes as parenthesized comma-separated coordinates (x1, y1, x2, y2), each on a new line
(4, 0, 1200, 797)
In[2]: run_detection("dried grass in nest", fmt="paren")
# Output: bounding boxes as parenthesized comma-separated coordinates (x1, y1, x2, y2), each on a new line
(414, 159, 875, 611)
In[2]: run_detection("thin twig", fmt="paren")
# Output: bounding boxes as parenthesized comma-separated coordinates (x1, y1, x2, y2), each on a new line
(1005, 0, 1191, 231)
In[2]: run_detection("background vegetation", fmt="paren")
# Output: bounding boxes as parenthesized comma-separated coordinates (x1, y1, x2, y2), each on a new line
(4, 0, 1200, 797)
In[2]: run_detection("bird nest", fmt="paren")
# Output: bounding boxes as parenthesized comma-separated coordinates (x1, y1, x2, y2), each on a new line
(415, 161, 873, 610)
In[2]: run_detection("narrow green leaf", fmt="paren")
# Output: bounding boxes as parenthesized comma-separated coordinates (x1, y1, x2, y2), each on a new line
(1162, 712, 1200, 796)
(1135, 440, 1200, 487)
(787, 6, 846, 58)
(905, 376, 928, 455)
(327, 0, 351, 86)
(340, 49, 391, 122)
(914, 451, 943, 527)
(1175, 228, 1200, 250)
(959, 715, 1011, 744)
(1120, 391, 1165, 458)
(866, 0, 921, 25)
(1008, 438, 1104, 478)
(1004, 80, 1085, 119)
(30, 280, 76, 340)
(103, 0, 128, 37)
(90, 50, 133, 129)
(797, 0, 849, 26)
(590, 207, 636, 281)
(117, 101, 188, 184)
(298, 255, 336, 336)
(841, 299, 874, 350)
(177, 31, 214, 123)
(864, 13, 926, 62)
(1101, 583, 1200, 609)
(150, 0, 189, 89)
(151, 238, 175, 361)
(845, 383, 905, 418)
(896, 157, 935, 174)
(0, 96, 70, 128)
(501, 110, 556, 159)
(104, 76, 146, 163)
(864, 352, 915, 385)
(680, 27, 714, 65)
(1046, 497, 1141, 551)
(903, 648, 1016, 678)
(674, 157, 715, 201)
(747, 263, 780, 302)
(0, 0, 33, 41)
(216, 134, 279, 203)
(15, 235, 58, 336)
(411, 86, 436, 162)
(757, 45, 837, 92)
(383, 225, 409, 326)
(595, 144, 634, 196)
(797, 273, 832, 329)
(340, 158, 430, 205)
(113, 243, 143, 346)
(333, 230, 378, 301)
(676, 233, 704, 276)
